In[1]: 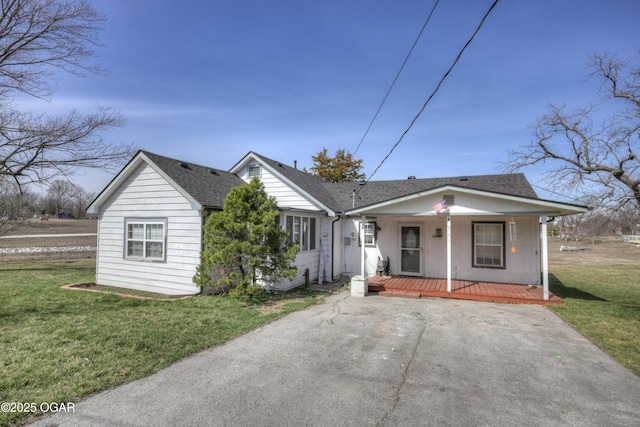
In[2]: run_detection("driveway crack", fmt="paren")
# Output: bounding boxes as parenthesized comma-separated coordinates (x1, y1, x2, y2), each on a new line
(377, 321, 426, 427)
(315, 294, 345, 326)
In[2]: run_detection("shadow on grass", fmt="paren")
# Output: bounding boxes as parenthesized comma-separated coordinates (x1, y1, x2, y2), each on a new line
(549, 273, 608, 301)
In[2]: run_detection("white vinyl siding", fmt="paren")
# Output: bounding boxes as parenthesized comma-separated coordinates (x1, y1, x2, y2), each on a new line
(239, 160, 321, 211)
(264, 215, 330, 291)
(286, 215, 316, 251)
(95, 163, 203, 296)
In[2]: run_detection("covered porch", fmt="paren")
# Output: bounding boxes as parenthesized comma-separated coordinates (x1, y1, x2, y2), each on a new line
(368, 275, 562, 305)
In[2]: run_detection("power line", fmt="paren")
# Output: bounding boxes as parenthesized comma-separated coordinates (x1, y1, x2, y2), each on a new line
(359, 0, 500, 191)
(353, 0, 440, 156)
(530, 182, 581, 203)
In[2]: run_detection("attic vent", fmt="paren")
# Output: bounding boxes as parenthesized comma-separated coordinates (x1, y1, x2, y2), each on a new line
(180, 162, 191, 169)
(444, 194, 454, 206)
(408, 176, 416, 180)
(459, 176, 468, 181)
(248, 164, 261, 178)
(209, 168, 218, 175)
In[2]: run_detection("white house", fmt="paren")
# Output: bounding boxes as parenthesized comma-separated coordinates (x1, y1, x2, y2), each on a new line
(87, 150, 588, 298)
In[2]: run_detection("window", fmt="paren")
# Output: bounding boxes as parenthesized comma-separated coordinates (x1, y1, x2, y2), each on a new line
(473, 222, 504, 268)
(364, 221, 376, 246)
(285, 215, 316, 251)
(125, 219, 166, 261)
(357, 221, 377, 247)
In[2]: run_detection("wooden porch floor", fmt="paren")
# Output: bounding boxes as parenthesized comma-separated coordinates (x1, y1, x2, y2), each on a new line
(367, 275, 562, 305)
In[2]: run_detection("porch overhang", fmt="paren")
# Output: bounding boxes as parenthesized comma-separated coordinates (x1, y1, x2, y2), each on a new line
(349, 192, 587, 301)
(344, 185, 588, 217)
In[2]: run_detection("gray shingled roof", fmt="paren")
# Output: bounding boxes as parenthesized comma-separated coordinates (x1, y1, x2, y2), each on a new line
(249, 152, 344, 213)
(142, 151, 245, 208)
(142, 150, 540, 214)
(323, 174, 539, 212)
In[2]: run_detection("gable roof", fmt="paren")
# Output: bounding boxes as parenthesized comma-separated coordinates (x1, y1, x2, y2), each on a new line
(89, 150, 587, 217)
(324, 173, 539, 212)
(141, 151, 244, 208)
(88, 150, 245, 213)
(230, 152, 344, 214)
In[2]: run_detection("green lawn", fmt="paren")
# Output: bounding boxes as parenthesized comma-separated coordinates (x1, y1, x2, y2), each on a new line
(0, 260, 323, 426)
(1, 260, 638, 425)
(549, 264, 640, 377)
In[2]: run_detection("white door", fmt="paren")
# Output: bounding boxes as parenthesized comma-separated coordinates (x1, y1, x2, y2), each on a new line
(400, 225, 421, 275)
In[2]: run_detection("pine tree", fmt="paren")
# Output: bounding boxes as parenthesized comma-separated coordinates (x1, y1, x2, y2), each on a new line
(193, 177, 298, 296)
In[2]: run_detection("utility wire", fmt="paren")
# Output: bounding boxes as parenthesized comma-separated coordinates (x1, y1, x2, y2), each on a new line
(359, 0, 500, 191)
(353, 0, 440, 156)
(530, 182, 581, 203)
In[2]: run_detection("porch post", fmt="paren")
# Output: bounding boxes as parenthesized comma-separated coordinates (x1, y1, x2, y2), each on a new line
(447, 215, 452, 293)
(360, 216, 366, 277)
(541, 215, 549, 300)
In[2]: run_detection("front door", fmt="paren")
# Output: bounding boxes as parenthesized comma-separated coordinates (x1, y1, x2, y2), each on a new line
(400, 226, 421, 275)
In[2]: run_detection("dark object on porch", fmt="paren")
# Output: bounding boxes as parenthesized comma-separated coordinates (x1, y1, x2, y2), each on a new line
(377, 256, 390, 276)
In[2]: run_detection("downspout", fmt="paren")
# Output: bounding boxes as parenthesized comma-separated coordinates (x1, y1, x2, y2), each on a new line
(331, 215, 341, 281)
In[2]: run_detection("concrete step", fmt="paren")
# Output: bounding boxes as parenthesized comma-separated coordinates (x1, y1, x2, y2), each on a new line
(378, 290, 422, 299)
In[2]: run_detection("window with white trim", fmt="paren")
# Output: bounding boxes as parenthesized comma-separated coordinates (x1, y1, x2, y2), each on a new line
(472, 222, 505, 268)
(357, 221, 377, 247)
(285, 215, 316, 251)
(125, 219, 167, 261)
(364, 221, 376, 246)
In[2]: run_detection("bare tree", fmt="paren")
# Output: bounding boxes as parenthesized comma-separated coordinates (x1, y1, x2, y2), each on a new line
(69, 186, 94, 219)
(0, 0, 134, 190)
(502, 51, 640, 211)
(616, 204, 640, 235)
(45, 178, 77, 217)
(0, 176, 36, 232)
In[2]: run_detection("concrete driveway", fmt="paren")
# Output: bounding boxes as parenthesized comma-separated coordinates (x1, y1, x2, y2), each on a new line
(33, 293, 640, 426)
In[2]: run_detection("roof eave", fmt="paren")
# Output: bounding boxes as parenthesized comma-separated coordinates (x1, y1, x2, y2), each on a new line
(345, 185, 589, 217)
(86, 151, 204, 214)
(232, 152, 337, 217)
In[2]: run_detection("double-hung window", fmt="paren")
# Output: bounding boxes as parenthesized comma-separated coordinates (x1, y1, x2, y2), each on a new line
(285, 215, 316, 251)
(472, 222, 505, 268)
(125, 219, 167, 261)
(363, 221, 376, 246)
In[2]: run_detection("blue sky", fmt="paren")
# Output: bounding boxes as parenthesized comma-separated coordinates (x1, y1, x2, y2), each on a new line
(17, 0, 640, 200)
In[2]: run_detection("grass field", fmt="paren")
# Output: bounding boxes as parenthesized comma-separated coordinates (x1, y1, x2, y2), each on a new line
(1, 227, 638, 425)
(548, 264, 640, 377)
(0, 219, 97, 263)
(0, 260, 324, 426)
